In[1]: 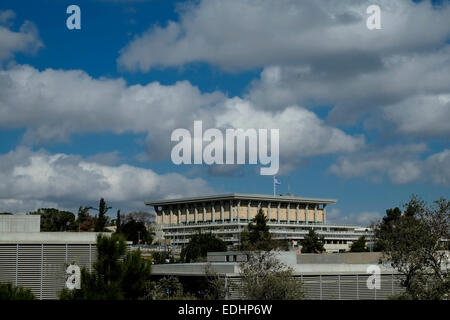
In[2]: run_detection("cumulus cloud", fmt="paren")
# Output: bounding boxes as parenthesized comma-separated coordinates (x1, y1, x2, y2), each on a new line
(0, 64, 224, 152)
(118, 0, 450, 72)
(330, 145, 450, 186)
(425, 149, 450, 186)
(0, 10, 42, 63)
(0, 148, 214, 213)
(0, 9, 15, 26)
(116, 0, 450, 140)
(214, 97, 364, 173)
(383, 94, 450, 137)
(327, 208, 382, 227)
(0, 65, 364, 174)
(248, 45, 450, 128)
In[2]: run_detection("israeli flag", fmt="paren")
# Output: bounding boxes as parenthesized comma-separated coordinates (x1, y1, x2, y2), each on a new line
(274, 176, 281, 185)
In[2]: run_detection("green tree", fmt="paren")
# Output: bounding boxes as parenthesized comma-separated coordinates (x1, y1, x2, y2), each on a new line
(373, 207, 402, 251)
(374, 196, 450, 300)
(121, 250, 153, 299)
(146, 276, 185, 299)
(151, 251, 175, 264)
(240, 208, 274, 251)
(300, 229, 325, 253)
(350, 235, 369, 252)
(0, 283, 35, 300)
(94, 198, 111, 232)
(240, 251, 303, 300)
(59, 234, 152, 300)
(116, 210, 121, 232)
(118, 217, 153, 245)
(28, 208, 77, 231)
(181, 233, 227, 263)
(77, 206, 95, 232)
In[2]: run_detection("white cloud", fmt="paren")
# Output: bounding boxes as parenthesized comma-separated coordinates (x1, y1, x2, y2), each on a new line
(0, 10, 42, 63)
(0, 65, 364, 174)
(0, 199, 58, 214)
(118, 0, 450, 72)
(248, 46, 450, 128)
(0, 9, 15, 26)
(383, 94, 450, 137)
(0, 64, 224, 154)
(214, 97, 364, 172)
(425, 149, 450, 186)
(0, 148, 214, 213)
(330, 144, 426, 183)
(117, 1, 450, 140)
(330, 145, 450, 186)
(327, 208, 382, 227)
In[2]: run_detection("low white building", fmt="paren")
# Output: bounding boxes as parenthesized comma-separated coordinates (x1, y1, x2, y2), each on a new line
(0, 215, 106, 299)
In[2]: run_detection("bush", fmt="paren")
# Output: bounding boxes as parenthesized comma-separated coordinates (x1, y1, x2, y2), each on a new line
(0, 283, 35, 300)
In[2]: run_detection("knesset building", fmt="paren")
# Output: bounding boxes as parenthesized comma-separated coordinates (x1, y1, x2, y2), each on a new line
(147, 194, 371, 252)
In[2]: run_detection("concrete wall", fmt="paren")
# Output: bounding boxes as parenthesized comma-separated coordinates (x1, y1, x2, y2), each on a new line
(0, 215, 40, 233)
(297, 252, 382, 265)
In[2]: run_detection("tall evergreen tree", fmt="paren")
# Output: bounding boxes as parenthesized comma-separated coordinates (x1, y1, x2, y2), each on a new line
(350, 235, 369, 252)
(240, 208, 274, 251)
(300, 229, 325, 253)
(116, 210, 121, 233)
(77, 206, 94, 232)
(94, 198, 111, 232)
(59, 234, 152, 300)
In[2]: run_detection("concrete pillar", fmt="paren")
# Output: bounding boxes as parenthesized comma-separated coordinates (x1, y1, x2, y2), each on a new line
(194, 206, 198, 224)
(314, 204, 318, 223)
(230, 200, 234, 222)
(287, 203, 290, 224)
(220, 201, 224, 223)
(237, 200, 241, 223)
(247, 201, 251, 221)
(212, 202, 215, 223)
(162, 208, 166, 226)
(203, 202, 206, 223)
(268, 202, 271, 221)
(305, 204, 309, 224)
(177, 205, 181, 225)
(186, 205, 190, 224)
(323, 204, 327, 224)
(277, 202, 281, 223)
(257, 202, 262, 221)
(170, 206, 173, 226)
(296, 204, 300, 223)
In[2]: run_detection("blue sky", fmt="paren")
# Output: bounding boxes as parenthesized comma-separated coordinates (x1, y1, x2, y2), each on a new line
(0, 0, 448, 225)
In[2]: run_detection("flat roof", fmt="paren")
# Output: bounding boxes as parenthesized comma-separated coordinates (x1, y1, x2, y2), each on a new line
(151, 262, 397, 276)
(146, 193, 337, 206)
(0, 232, 108, 244)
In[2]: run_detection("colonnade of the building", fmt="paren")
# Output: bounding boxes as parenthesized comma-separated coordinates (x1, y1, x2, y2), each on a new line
(156, 200, 327, 225)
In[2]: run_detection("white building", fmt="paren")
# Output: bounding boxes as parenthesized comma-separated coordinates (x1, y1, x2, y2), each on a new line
(147, 193, 373, 252)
